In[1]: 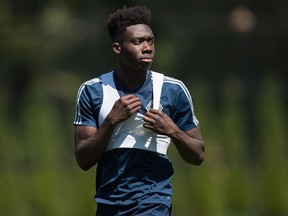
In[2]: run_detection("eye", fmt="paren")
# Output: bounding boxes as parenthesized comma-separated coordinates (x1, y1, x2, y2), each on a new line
(132, 38, 141, 45)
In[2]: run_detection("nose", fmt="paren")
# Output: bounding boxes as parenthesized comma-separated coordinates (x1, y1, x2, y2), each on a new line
(142, 41, 153, 53)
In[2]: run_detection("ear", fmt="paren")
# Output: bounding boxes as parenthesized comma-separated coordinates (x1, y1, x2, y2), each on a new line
(112, 42, 121, 54)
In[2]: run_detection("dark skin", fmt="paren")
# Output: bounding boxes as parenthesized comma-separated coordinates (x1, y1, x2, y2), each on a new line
(74, 24, 205, 171)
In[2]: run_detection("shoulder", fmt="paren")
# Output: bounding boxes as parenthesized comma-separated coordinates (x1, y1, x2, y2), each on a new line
(80, 76, 102, 89)
(76, 74, 108, 106)
(151, 71, 186, 88)
(164, 76, 186, 88)
(163, 75, 190, 96)
(77, 75, 103, 96)
(151, 70, 191, 97)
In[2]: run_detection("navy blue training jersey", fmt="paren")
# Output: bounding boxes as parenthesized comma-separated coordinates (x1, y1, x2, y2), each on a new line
(73, 70, 199, 208)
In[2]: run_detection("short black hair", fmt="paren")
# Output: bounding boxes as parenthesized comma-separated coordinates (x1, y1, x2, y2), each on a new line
(106, 5, 152, 42)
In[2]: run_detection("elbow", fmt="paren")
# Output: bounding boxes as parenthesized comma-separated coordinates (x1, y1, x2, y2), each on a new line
(194, 141, 205, 165)
(194, 143, 205, 166)
(75, 151, 96, 171)
(185, 143, 205, 166)
(76, 157, 93, 171)
(77, 161, 93, 171)
(193, 152, 205, 166)
(183, 152, 204, 166)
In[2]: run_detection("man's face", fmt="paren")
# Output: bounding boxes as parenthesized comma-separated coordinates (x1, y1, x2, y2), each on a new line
(116, 24, 155, 72)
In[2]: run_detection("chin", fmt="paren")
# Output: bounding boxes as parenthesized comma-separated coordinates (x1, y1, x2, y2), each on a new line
(137, 63, 152, 71)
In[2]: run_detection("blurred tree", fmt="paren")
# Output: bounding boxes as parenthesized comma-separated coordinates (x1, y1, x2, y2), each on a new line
(1, 0, 288, 215)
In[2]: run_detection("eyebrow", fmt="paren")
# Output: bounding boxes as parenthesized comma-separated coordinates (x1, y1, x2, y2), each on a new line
(132, 36, 154, 40)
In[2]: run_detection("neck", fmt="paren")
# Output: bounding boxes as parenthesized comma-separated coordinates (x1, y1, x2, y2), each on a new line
(115, 67, 149, 90)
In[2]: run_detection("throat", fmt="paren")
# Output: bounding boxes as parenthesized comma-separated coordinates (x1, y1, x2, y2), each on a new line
(114, 70, 148, 92)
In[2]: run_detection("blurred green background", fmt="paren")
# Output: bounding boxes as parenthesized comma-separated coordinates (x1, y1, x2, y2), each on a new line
(1, 0, 287, 215)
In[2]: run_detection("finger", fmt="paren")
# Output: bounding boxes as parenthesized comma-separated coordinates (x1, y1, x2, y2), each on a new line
(144, 110, 159, 119)
(143, 114, 158, 128)
(143, 115, 153, 122)
(143, 113, 153, 122)
(143, 122, 153, 129)
(122, 94, 139, 101)
(127, 96, 141, 105)
(128, 100, 142, 111)
(120, 95, 140, 106)
(131, 105, 141, 113)
(147, 108, 161, 115)
(124, 101, 141, 115)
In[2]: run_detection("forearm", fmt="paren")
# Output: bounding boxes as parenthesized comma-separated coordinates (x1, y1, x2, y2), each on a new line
(75, 118, 118, 170)
(170, 129, 205, 165)
(75, 95, 142, 170)
(143, 109, 205, 164)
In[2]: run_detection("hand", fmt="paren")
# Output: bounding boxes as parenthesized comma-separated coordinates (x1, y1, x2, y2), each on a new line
(107, 94, 141, 124)
(143, 108, 179, 136)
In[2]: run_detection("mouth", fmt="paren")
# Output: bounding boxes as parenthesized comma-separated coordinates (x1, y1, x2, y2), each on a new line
(139, 57, 153, 63)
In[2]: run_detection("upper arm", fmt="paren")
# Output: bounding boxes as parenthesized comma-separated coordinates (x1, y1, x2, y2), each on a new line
(74, 125, 97, 149)
(185, 126, 203, 139)
(163, 78, 199, 132)
(185, 126, 205, 150)
(73, 79, 102, 128)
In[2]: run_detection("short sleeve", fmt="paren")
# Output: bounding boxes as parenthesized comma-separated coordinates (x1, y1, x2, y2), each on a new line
(172, 81, 199, 132)
(73, 78, 102, 127)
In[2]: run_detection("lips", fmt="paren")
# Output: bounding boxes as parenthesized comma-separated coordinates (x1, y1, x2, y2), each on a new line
(139, 57, 153, 63)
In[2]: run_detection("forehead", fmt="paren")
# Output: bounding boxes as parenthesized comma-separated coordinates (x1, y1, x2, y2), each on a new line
(124, 24, 154, 38)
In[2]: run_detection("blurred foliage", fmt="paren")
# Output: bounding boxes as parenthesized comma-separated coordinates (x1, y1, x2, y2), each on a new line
(0, 0, 287, 215)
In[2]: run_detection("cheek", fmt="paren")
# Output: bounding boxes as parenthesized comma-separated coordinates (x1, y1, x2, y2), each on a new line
(123, 48, 139, 61)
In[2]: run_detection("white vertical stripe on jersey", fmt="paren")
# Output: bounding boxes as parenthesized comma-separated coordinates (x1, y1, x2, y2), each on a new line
(163, 77, 199, 126)
(74, 78, 101, 125)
